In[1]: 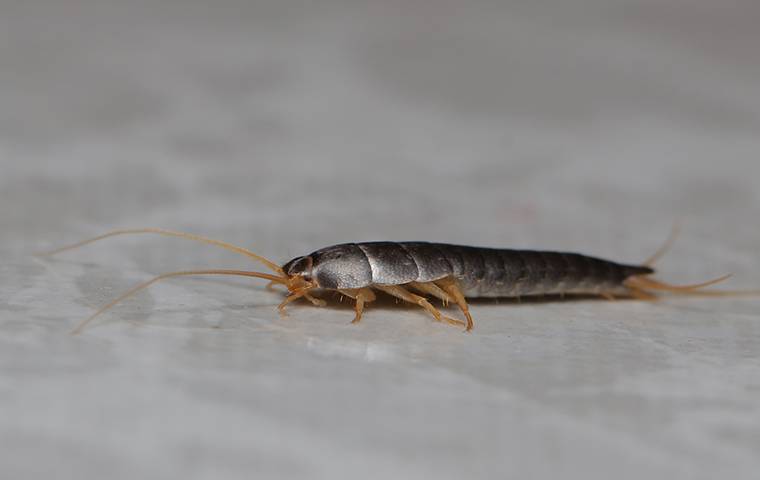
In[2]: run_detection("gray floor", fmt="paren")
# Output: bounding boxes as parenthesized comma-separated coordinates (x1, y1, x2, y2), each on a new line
(2, 1, 760, 479)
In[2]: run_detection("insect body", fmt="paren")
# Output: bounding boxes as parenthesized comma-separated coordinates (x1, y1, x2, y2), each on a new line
(288, 242, 656, 297)
(41, 229, 742, 334)
(283, 242, 661, 329)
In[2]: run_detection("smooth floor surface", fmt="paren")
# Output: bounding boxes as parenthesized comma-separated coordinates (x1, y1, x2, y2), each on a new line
(2, 1, 760, 479)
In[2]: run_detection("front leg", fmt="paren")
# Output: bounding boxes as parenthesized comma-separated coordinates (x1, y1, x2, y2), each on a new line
(338, 288, 377, 324)
(278, 287, 315, 314)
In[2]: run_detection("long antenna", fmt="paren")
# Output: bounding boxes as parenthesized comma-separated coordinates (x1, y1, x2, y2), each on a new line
(38, 228, 283, 274)
(71, 269, 287, 335)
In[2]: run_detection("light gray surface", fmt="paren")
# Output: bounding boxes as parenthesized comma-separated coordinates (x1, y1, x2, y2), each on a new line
(2, 1, 760, 479)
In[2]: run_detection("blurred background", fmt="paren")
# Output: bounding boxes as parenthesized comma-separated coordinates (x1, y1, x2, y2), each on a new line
(1, 1, 759, 479)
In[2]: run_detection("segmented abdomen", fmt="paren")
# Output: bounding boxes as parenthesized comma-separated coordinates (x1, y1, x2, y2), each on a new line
(358, 242, 653, 298)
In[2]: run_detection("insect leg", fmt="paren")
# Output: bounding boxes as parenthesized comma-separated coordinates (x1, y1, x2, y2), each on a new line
(338, 288, 377, 323)
(304, 293, 327, 307)
(434, 277, 474, 331)
(374, 285, 466, 328)
(278, 288, 316, 313)
(408, 281, 452, 306)
(268, 279, 322, 307)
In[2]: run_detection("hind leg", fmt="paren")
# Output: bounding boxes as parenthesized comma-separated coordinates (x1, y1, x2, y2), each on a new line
(408, 281, 452, 306)
(434, 277, 474, 331)
(374, 285, 466, 328)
